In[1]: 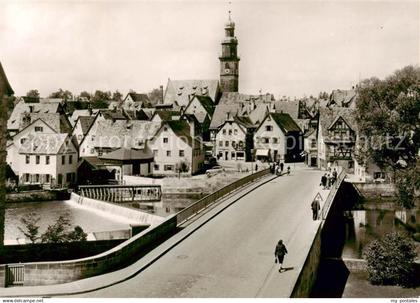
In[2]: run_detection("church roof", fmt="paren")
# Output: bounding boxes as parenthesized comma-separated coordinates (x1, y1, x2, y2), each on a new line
(163, 79, 219, 108)
(0, 62, 14, 96)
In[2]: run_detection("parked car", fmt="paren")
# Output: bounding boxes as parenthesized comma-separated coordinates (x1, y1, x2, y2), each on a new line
(205, 166, 224, 177)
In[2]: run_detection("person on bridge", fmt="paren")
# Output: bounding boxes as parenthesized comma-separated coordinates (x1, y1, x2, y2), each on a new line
(286, 166, 290, 175)
(311, 198, 321, 220)
(274, 239, 288, 272)
(320, 174, 327, 189)
(280, 162, 284, 173)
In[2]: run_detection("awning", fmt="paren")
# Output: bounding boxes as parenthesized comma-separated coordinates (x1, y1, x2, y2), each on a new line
(256, 149, 269, 157)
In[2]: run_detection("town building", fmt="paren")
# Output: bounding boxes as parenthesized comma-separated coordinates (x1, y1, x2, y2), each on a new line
(214, 114, 255, 162)
(253, 112, 303, 163)
(149, 119, 204, 175)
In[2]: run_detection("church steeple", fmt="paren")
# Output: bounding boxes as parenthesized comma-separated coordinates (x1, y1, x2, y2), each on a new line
(219, 11, 240, 93)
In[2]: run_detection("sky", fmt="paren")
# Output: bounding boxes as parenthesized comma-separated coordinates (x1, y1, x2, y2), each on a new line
(0, 0, 419, 98)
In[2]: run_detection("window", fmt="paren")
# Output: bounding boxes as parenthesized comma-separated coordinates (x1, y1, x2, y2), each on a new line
(35, 174, 39, 183)
(66, 173, 72, 183)
(26, 155, 30, 164)
(91, 135, 95, 142)
(266, 125, 273, 131)
(153, 149, 158, 156)
(90, 148, 95, 154)
(62, 155, 65, 165)
(179, 150, 185, 157)
(223, 129, 226, 135)
(219, 141, 223, 147)
(234, 129, 238, 135)
(36, 155, 40, 164)
(232, 141, 236, 148)
(311, 139, 317, 148)
(228, 130, 232, 135)
(46, 156, 50, 165)
(164, 164, 174, 171)
(35, 126, 43, 132)
(154, 164, 160, 171)
(45, 174, 50, 183)
(225, 141, 229, 147)
(237, 151, 245, 159)
(20, 138, 27, 144)
(163, 138, 168, 143)
(69, 155, 73, 164)
(166, 150, 171, 157)
(98, 149, 103, 156)
(263, 138, 269, 143)
(163, 126, 168, 131)
(272, 138, 278, 144)
(24, 174, 30, 182)
(231, 152, 235, 159)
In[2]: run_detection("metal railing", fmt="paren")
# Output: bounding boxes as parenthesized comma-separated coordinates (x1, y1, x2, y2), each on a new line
(6, 264, 24, 287)
(321, 169, 346, 220)
(176, 169, 270, 225)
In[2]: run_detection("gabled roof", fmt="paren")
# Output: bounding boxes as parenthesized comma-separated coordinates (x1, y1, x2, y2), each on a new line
(190, 95, 215, 116)
(100, 147, 153, 161)
(100, 109, 129, 120)
(218, 92, 274, 104)
(126, 93, 150, 103)
(78, 116, 96, 135)
(70, 109, 99, 125)
(8, 100, 62, 130)
(318, 107, 357, 141)
(165, 120, 196, 147)
(18, 133, 72, 155)
(248, 103, 270, 125)
(0, 62, 14, 95)
(258, 112, 301, 134)
(163, 79, 219, 107)
(273, 100, 300, 120)
(152, 110, 181, 121)
(234, 115, 255, 129)
(328, 89, 358, 107)
(209, 103, 241, 129)
(18, 112, 72, 134)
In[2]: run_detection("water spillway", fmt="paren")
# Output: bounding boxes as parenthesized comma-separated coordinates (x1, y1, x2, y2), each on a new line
(69, 193, 165, 227)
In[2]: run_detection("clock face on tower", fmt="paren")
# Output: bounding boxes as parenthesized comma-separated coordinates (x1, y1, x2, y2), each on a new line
(225, 68, 230, 74)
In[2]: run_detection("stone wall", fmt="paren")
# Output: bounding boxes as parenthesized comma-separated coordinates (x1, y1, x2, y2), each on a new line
(1, 215, 177, 286)
(352, 182, 396, 198)
(291, 226, 322, 298)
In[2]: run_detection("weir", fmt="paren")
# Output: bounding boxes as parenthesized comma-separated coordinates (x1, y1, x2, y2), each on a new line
(78, 184, 162, 203)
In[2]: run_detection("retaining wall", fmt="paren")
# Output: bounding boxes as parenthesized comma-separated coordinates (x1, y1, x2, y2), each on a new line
(6, 190, 69, 203)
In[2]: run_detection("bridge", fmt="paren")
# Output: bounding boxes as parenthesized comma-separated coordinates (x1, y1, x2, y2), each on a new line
(0, 166, 346, 297)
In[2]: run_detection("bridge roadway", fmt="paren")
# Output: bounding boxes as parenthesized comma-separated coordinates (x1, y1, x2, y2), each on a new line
(69, 167, 327, 298)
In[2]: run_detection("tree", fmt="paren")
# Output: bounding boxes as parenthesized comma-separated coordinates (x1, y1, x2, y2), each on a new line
(26, 89, 40, 98)
(49, 88, 73, 101)
(41, 215, 71, 244)
(112, 90, 123, 102)
(79, 91, 91, 101)
(91, 90, 111, 109)
(363, 232, 417, 287)
(18, 212, 41, 244)
(355, 66, 420, 208)
(148, 87, 163, 106)
(67, 226, 88, 242)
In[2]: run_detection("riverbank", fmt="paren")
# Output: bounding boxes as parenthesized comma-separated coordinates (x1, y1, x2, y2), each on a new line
(6, 189, 69, 203)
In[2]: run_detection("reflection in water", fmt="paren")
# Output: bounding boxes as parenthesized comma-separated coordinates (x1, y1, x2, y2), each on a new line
(343, 209, 419, 259)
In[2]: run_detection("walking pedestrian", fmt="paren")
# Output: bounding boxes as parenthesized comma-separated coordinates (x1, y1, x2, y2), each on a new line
(287, 166, 290, 175)
(280, 162, 284, 173)
(274, 239, 288, 272)
(275, 163, 280, 176)
(332, 168, 338, 184)
(321, 174, 327, 189)
(255, 163, 258, 171)
(311, 198, 320, 220)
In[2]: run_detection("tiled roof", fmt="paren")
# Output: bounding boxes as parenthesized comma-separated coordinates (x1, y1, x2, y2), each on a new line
(70, 109, 99, 126)
(94, 120, 161, 149)
(19, 112, 72, 134)
(318, 107, 357, 141)
(127, 93, 150, 103)
(166, 120, 196, 147)
(234, 115, 255, 129)
(18, 133, 70, 155)
(268, 112, 302, 134)
(328, 89, 357, 107)
(154, 110, 181, 121)
(248, 103, 270, 125)
(193, 95, 215, 116)
(100, 109, 129, 120)
(0, 62, 14, 95)
(218, 92, 274, 104)
(8, 100, 62, 130)
(273, 100, 300, 120)
(100, 147, 153, 161)
(163, 79, 219, 107)
(209, 103, 241, 129)
(78, 116, 96, 135)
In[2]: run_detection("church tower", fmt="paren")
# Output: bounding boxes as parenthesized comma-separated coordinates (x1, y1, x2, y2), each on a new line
(219, 11, 240, 93)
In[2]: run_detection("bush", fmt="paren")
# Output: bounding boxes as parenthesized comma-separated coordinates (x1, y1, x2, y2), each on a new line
(363, 232, 417, 287)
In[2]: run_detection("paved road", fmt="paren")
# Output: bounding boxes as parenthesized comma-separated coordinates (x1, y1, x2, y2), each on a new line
(71, 167, 326, 298)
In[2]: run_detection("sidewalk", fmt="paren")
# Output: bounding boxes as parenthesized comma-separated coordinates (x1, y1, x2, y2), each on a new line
(0, 173, 277, 298)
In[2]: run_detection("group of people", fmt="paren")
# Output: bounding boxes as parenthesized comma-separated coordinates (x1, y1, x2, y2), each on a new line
(269, 162, 290, 176)
(320, 168, 338, 190)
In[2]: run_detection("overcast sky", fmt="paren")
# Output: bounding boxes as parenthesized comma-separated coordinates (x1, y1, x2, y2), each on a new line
(0, 0, 418, 98)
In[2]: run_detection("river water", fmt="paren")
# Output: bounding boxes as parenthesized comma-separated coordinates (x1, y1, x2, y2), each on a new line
(5, 197, 198, 241)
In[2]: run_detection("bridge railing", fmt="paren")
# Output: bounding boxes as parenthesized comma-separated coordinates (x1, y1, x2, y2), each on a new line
(176, 169, 270, 226)
(321, 168, 346, 220)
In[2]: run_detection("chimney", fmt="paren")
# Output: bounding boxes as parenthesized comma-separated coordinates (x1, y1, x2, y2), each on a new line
(160, 85, 164, 104)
